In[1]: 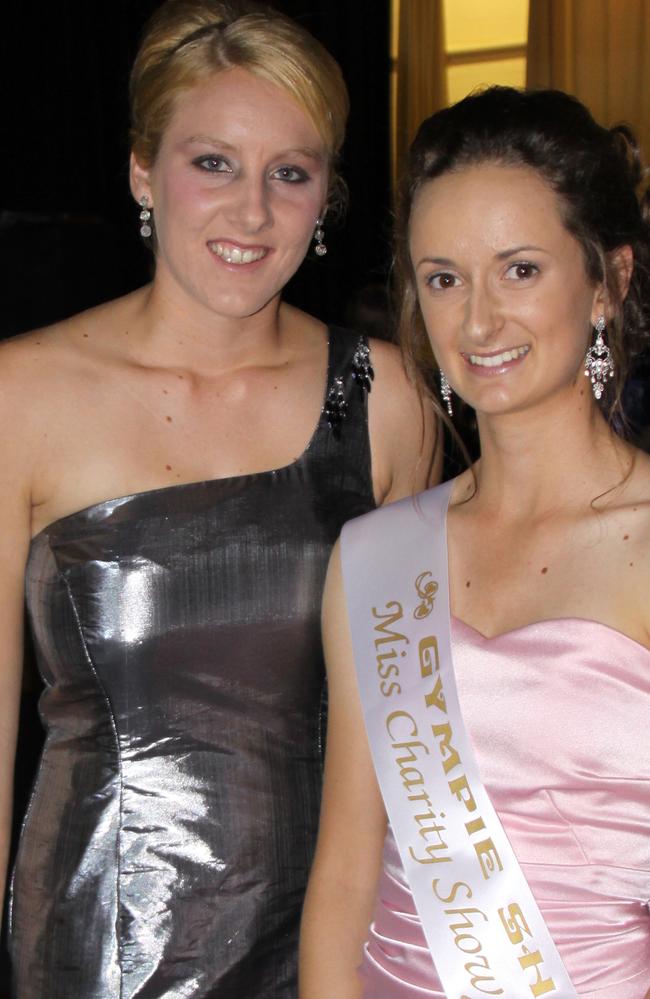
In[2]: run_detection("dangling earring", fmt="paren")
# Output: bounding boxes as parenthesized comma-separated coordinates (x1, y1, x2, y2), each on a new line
(439, 370, 453, 416)
(584, 315, 614, 400)
(139, 196, 153, 239)
(313, 217, 327, 256)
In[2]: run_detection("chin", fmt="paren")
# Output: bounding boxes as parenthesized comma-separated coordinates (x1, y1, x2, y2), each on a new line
(206, 292, 279, 320)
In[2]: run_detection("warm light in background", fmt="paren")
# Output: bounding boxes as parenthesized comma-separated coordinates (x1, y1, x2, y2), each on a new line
(445, 0, 529, 103)
(391, 0, 529, 105)
(444, 0, 528, 52)
(390, 0, 529, 182)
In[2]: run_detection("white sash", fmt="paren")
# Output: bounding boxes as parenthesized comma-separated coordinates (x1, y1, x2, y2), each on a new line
(341, 480, 578, 998)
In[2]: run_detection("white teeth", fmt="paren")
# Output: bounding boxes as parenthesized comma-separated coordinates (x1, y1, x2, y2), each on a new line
(468, 346, 529, 367)
(209, 242, 266, 265)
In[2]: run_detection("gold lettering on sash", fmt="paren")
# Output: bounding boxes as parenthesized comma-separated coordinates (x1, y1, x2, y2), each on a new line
(431, 722, 461, 773)
(498, 903, 557, 995)
(432, 878, 473, 904)
(373, 602, 408, 646)
(448, 773, 478, 811)
(424, 675, 447, 711)
(419, 637, 448, 711)
(431, 719, 505, 883)
(385, 712, 452, 866)
(419, 635, 440, 676)
(372, 602, 409, 696)
(465, 955, 508, 996)
(519, 951, 556, 996)
(447, 906, 488, 954)
(357, 540, 565, 997)
(386, 710, 417, 740)
(499, 902, 532, 945)
(414, 571, 438, 619)
(393, 739, 429, 792)
(474, 838, 504, 880)
(409, 833, 452, 865)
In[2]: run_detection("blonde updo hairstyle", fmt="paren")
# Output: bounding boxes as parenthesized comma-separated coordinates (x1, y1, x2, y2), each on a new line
(130, 0, 349, 213)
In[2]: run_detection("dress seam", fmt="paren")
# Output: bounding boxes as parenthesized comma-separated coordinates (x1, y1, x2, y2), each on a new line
(61, 570, 125, 999)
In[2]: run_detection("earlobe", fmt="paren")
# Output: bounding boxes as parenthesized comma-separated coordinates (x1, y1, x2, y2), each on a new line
(129, 152, 152, 205)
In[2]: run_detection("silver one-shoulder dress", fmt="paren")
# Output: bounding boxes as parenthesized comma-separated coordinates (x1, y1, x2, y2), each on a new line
(10, 327, 375, 998)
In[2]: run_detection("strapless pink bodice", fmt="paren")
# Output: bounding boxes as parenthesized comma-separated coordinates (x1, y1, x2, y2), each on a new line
(360, 618, 650, 998)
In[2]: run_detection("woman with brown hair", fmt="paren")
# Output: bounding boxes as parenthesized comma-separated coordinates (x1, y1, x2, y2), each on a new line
(1, 2, 433, 995)
(301, 87, 650, 998)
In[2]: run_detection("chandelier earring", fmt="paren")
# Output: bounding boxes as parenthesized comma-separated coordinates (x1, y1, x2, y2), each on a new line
(439, 370, 453, 417)
(139, 196, 153, 239)
(584, 315, 614, 400)
(313, 217, 327, 257)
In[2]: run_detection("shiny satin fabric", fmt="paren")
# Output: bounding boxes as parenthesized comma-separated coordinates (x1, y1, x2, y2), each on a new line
(10, 328, 375, 999)
(361, 617, 650, 998)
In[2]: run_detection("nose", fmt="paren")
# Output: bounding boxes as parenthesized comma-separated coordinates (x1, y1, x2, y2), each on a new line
(463, 279, 503, 344)
(225, 173, 272, 235)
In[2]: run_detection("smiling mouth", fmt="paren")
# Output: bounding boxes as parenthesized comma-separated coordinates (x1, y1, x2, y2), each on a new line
(466, 346, 530, 368)
(208, 241, 268, 265)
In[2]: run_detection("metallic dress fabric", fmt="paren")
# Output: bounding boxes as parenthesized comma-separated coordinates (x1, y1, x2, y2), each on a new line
(360, 617, 650, 998)
(10, 327, 375, 999)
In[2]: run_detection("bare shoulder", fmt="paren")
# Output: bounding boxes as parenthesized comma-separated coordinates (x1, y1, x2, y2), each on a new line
(0, 292, 142, 493)
(367, 337, 440, 502)
(608, 447, 650, 642)
(368, 337, 436, 439)
(615, 446, 650, 525)
(0, 291, 139, 384)
(623, 447, 650, 541)
(368, 337, 413, 396)
(0, 324, 72, 460)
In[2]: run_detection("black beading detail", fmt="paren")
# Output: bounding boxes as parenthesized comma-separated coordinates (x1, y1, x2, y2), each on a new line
(351, 338, 375, 394)
(324, 337, 373, 438)
(324, 376, 348, 438)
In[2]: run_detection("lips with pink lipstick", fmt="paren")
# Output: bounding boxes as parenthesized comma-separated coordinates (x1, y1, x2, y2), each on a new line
(463, 345, 530, 371)
(208, 240, 268, 265)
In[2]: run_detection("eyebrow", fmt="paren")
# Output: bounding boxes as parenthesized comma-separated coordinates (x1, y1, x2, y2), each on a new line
(414, 256, 456, 269)
(415, 245, 549, 268)
(495, 245, 548, 259)
(183, 135, 325, 160)
(184, 134, 238, 150)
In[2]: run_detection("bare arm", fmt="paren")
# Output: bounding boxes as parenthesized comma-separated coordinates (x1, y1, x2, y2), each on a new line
(367, 339, 441, 505)
(0, 336, 49, 925)
(0, 580, 25, 929)
(299, 544, 387, 998)
(0, 423, 33, 926)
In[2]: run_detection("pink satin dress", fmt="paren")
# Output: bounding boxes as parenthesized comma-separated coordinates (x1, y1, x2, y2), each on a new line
(360, 618, 650, 998)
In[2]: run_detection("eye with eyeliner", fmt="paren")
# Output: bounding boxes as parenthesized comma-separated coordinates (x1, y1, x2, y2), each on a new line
(192, 154, 233, 174)
(271, 165, 310, 183)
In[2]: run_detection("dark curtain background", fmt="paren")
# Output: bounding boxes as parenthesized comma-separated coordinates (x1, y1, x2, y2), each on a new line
(0, 0, 391, 336)
(0, 2, 390, 991)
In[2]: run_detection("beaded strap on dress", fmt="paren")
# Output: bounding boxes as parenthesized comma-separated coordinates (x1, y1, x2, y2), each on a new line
(324, 334, 374, 437)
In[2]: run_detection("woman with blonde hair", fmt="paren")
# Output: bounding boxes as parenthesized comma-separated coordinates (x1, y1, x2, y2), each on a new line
(301, 87, 650, 997)
(1, 2, 433, 995)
